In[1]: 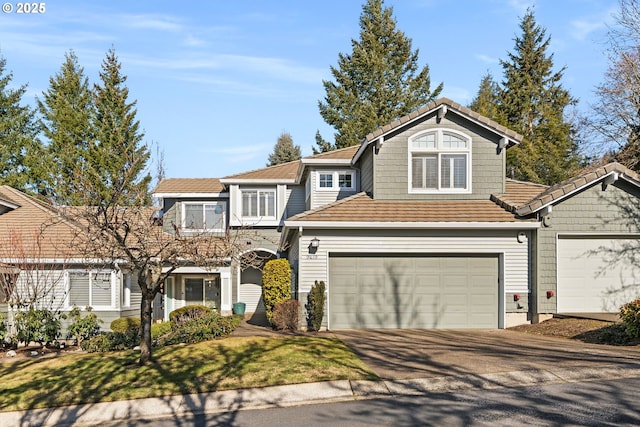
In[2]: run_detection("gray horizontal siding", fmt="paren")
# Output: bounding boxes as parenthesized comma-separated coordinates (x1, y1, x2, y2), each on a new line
(296, 229, 529, 296)
(373, 113, 505, 200)
(535, 180, 640, 314)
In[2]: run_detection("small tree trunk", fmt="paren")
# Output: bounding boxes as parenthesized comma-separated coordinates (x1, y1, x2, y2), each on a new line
(139, 292, 154, 365)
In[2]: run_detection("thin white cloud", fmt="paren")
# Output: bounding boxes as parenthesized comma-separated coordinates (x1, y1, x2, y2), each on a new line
(202, 143, 272, 164)
(183, 35, 206, 47)
(474, 53, 499, 64)
(118, 14, 184, 32)
(569, 7, 617, 41)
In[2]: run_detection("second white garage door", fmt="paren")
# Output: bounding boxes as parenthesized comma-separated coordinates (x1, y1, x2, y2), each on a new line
(557, 236, 640, 312)
(329, 254, 499, 329)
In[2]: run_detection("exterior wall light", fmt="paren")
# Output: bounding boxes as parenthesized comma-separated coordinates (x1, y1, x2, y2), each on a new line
(310, 237, 320, 249)
(513, 294, 521, 302)
(546, 290, 555, 299)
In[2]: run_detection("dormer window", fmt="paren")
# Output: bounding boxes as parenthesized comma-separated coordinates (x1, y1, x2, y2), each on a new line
(183, 202, 226, 232)
(316, 171, 356, 191)
(409, 129, 471, 193)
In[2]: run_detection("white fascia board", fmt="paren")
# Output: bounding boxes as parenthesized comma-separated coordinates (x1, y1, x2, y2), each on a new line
(283, 221, 540, 230)
(161, 266, 229, 274)
(526, 170, 637, 215)
(351, 106, 521, 164)
(218, 179, 296, 185)
(152, 192, 229, 198)
(0, 199, 19, 210)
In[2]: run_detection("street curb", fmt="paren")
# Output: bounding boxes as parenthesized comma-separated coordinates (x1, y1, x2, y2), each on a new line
(3, 364, 640, 426)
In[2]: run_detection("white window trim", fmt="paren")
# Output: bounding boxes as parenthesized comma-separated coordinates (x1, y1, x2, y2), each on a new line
(66, 270, 116, 310)
(181, 201, 227, 232)
(240, 189, 277, 220)
(315, 170, 356, 191)
(408, 129, 472, 194)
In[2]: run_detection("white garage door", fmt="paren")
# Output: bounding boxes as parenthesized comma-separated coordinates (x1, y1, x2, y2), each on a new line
(329, 254, 499, 329)
(557, 236, 640, 312)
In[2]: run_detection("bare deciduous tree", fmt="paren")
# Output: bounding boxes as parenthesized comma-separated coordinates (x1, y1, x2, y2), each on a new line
(0, 228, 68, 311)
(589, 0, 640, 171)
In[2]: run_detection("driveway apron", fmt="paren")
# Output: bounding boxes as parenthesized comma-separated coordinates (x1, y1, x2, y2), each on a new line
(333, 329, 640, 380)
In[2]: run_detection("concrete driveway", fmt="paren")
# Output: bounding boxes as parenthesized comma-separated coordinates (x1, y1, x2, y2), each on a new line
(333, 329, 640, 380)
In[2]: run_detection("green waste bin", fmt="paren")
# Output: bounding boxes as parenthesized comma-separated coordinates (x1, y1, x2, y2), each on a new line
(233, 302, 246, 315)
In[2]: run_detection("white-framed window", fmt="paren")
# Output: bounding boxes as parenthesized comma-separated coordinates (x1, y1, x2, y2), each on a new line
(241, 189, 276, 218)
(67, 271, 115, 309)
(409, 129, 471, 193)
(316, 171, 356, 191)
(182, 201, 226, 232)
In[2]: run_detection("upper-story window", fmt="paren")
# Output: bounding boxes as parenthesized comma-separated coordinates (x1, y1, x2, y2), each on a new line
(409, 129, 471, 193)
(242, 189, 276, 218)
(316, 171, 356, 191)
(183, 202, 226, 231)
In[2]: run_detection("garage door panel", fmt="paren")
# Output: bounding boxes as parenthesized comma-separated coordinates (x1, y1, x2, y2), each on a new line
(558, 237, 640, 312)
(329, 255, 498, 329)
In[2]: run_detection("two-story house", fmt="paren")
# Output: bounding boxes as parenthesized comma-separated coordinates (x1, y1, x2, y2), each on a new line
(155, 98, 640, 329)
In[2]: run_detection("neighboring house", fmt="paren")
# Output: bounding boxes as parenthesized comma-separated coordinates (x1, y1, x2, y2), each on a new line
(0, 185, 142, 332)
(156, 98, 640, 330)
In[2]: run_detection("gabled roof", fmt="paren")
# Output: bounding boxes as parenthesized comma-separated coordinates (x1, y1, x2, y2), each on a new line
(153, 178, 225, 196)
(353, 98, 524, 164)
(0, 186, 81, 259)
(285, 192, 538, 228)
(221, 160, 300, 183)
(514, 162, 640, 216)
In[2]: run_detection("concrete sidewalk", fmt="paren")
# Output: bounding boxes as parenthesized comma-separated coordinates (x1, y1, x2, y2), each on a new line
(4, 361, 640, 426)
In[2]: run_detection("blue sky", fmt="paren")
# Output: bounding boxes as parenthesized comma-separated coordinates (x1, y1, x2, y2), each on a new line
(0, 0, 619, 179)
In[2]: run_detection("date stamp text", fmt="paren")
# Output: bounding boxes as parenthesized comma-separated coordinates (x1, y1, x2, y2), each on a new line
(2, 3, 46, 14)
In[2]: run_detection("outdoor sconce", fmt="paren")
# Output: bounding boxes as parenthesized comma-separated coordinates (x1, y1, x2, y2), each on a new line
(546, 290, 555, 299)
(513, 294, 521, 302)
(310, 237, 320, 249)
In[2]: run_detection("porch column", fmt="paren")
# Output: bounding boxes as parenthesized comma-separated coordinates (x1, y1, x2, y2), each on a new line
(220, 269, 232, 314)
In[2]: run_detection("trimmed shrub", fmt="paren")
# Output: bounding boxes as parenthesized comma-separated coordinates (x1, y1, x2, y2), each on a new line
(14, 308, 62, 346)
(151, 321, 172, 340)
(156, 312, 240, 347)
(110, 317, 141, 333)
(262, 259, 291, 325)
(272, 299, 299, 331)
(169, 305, 212, 326)
(81, 330, 139, 352)
(306, 280, 326, 332)
(67, 306, 102, 346)
(620, 297, 640, 338)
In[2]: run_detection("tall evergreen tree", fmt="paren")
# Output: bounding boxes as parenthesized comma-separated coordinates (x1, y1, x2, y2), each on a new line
(0, 55, 42, 193)
(468, 72, 501, 122)
(87, 48, 151, 206)
(311, 130, 335, 155)
(318, 0, 442, 151)
(499, 8, 581, 185)
(38, 51, 94, 205)
(267, 131, 301, 166)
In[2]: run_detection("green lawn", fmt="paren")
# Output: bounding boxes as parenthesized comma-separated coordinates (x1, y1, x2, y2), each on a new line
(0, 336, 378, 412)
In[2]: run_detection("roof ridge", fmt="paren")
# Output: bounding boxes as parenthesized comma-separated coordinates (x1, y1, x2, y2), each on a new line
(364, 97, 524, 144)
(223, 158, 301, 179)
